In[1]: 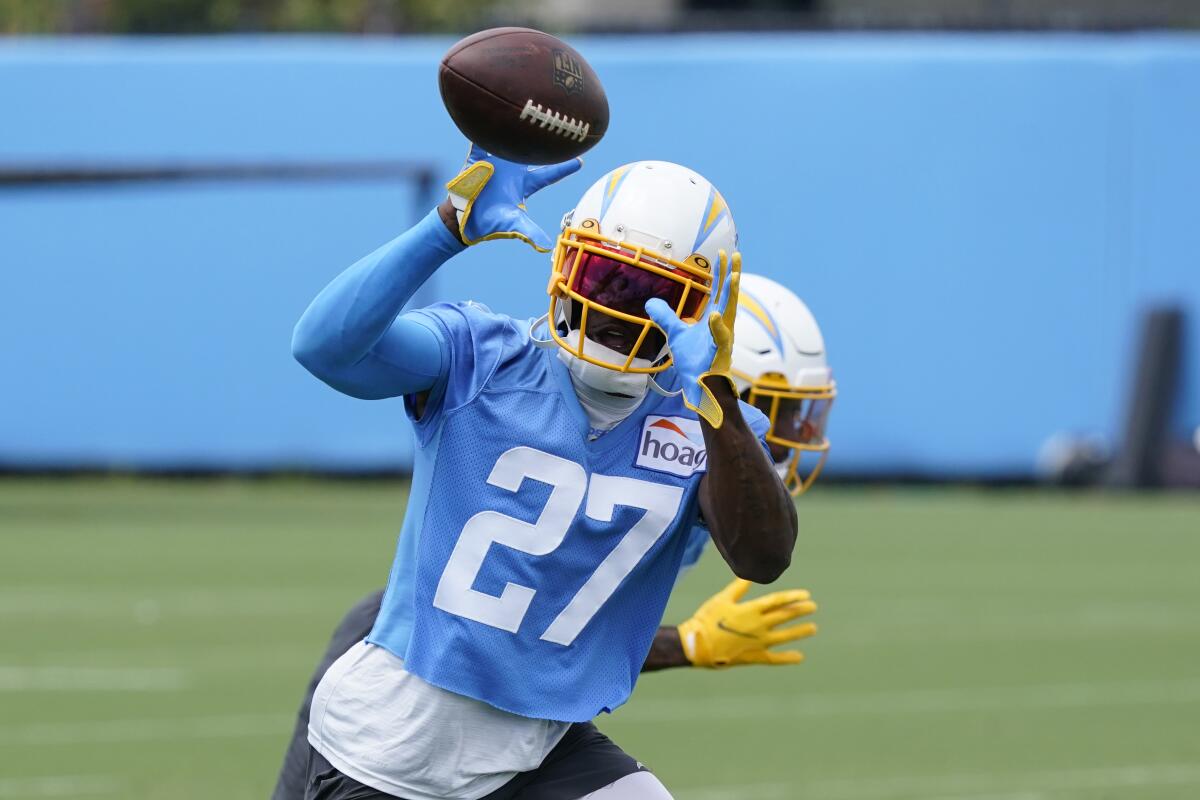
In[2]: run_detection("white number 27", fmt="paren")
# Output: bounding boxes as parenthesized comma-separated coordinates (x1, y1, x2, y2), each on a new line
(433, 446, 684, 646)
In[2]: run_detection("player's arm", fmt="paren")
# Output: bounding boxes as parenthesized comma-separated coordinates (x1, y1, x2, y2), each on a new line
(645, 253, 797, 584)
(641, 626, 688, 671)
(292, 146, 580, 400)
(641, 580, 818, 671)
(291, 207, 463, 399)
(696, 376, 796, 582)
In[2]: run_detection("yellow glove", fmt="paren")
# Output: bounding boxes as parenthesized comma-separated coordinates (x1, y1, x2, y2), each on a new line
(677, 578, 817, 668)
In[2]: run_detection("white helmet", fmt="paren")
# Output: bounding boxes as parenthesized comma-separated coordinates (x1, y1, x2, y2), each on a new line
(546, 161, 737, 373)
(732, 273, 836, 496)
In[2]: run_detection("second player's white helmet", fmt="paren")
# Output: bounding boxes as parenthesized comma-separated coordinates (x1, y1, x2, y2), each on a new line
(732, 273, 836, 495)
(547, 161, 737, 373)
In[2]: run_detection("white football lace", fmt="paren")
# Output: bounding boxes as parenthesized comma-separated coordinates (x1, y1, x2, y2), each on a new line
(519, 100, 591, 142)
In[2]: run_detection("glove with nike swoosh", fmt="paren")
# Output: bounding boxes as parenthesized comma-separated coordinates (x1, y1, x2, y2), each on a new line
(677, 578, 817, 668)
(446, 143, 582, 252)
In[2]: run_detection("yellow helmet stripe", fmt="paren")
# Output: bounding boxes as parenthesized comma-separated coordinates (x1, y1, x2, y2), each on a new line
(599, 164, 633, 222)
(704, 192, 726, 228)
(690, 186, 729, 253)
(737, 288, 784, 353)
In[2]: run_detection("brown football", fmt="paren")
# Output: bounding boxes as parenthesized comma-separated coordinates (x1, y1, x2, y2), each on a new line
(438, 27, 608, 164)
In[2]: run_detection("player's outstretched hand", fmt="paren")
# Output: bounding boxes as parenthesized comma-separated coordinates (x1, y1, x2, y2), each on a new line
(644, 249, 741, 428)
(677, 578, 817, 668)
(445, 143, 582, 252)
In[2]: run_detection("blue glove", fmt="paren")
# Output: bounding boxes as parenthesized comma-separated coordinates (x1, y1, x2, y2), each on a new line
(445, 144, 582, 253)
(645, 250, 741, 428)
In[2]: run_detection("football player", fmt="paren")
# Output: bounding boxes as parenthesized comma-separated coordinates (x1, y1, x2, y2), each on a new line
(289, 149, 801, 799)
(731, 273, 836, 498)
(271, 272, 835, 799)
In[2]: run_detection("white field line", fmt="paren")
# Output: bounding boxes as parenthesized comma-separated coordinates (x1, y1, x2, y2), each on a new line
(0, 713, 292, 746)
(0, 666, 186, 692)
(679, 789, 1048, 800)
(0, 642, 318, 670)
(675, 763, 1200, 800)
(614, 677, 1200, 723)
(0, 775, 119, 798)
(0, 587, 336, 619)
(4, 589, 1195, 644)
(829, 600, 1200, 646)
(7, 677, 1183, 747)
(835, 618, 1200, 646)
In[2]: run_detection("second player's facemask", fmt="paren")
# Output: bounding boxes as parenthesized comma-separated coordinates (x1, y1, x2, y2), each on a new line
(745, 373, 837, 496)
(547, 217, 718, 374)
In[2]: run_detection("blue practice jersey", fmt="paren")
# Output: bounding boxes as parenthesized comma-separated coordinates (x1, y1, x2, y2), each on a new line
(366, 302, 768, 722)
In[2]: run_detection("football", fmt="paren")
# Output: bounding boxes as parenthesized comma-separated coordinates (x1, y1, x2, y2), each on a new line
(439, 27, 609, 164)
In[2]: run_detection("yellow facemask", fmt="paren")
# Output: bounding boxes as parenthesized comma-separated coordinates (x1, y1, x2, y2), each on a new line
(546, 218, 720, 373)
(736, 370, 836, 496)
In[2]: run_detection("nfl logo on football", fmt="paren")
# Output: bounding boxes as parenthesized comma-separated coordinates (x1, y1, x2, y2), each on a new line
(552, 49, 585, 95)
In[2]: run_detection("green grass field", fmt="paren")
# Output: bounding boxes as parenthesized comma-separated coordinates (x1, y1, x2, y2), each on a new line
(2, 479, 1198, 800)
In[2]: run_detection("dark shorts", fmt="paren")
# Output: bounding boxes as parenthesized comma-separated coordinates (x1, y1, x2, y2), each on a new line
(272, 590, 646, 800)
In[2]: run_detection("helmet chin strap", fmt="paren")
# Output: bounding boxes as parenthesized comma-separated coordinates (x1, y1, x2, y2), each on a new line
(528, 313, 557, 350)
(648, 375, 682, 398)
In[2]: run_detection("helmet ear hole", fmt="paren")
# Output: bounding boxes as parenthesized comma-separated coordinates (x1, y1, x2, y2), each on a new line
(686, 254, 710, 272)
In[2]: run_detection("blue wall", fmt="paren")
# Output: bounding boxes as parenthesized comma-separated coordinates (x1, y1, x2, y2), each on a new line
(2, 34, 1197, 474)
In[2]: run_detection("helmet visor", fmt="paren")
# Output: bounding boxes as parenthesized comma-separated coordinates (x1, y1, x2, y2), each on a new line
(562, 248, 707, 322)
(747, 380, 835, 453)
(747, 379, 834, 495)
(755, 395, 833, 450)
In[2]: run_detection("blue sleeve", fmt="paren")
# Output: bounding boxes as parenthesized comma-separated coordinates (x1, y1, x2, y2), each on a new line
(402, 302, 527, 440)
(291, 208, 465, 400)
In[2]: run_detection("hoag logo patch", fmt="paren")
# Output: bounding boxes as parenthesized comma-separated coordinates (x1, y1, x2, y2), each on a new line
(636, 416, 707, 478)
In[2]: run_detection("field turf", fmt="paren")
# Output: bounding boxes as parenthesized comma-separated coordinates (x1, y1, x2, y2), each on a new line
(1, 479, 1198, 799)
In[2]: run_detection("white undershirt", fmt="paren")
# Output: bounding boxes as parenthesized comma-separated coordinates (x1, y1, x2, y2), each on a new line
(553, 334, 650, 438)
(570, 374, 644, 436)
(308, 641, 570, 800)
